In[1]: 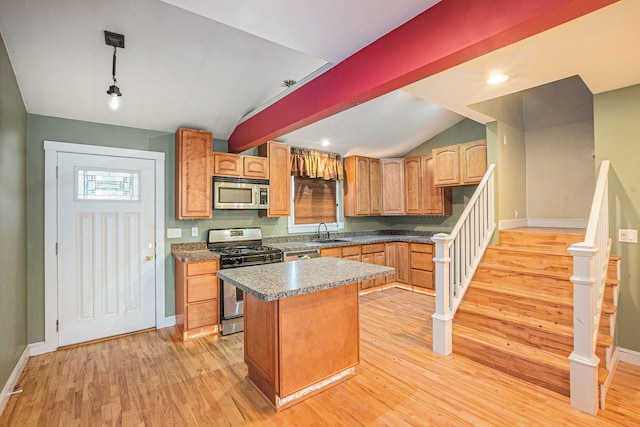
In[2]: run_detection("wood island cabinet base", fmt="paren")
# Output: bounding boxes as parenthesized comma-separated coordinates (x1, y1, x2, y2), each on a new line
(244, 283, 359, 411)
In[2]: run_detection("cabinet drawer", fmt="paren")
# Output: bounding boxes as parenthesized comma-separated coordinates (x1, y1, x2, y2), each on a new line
(342, 245, 361, 257)
(186, 300, 218, 329)
(410, 243, 433, 254)
(361, 243, 385, 254)
(410, 251, 433, 271)
(186, 275, 218, 303)
(411, 269, 433, 289)
(186, 260, 216, 276)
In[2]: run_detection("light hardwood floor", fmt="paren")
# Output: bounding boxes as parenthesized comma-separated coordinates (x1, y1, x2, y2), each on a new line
(2, 287, 639, 426)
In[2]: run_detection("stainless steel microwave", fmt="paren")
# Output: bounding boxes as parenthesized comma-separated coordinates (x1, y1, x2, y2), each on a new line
(213, 177, 269, 209)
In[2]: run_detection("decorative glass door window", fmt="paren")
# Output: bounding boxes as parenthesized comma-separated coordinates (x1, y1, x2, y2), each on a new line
(76, 168, 140, 201)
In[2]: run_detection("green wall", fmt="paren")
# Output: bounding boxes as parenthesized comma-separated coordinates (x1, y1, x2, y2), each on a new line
(390, 118, 487, 231)
(0, 35, 28, 388)
(594, 84, 640, 352)
(25, 115, 388, 343)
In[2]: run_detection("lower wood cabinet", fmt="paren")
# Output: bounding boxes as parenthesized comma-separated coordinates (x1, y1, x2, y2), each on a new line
(384, 243, 397, 283)
(320, 241, 431, 290)
(396, 242, 410, 284)
(175, 258, 220, 340)
(360, 243, 386, 290)
(409, 243, 434, 290)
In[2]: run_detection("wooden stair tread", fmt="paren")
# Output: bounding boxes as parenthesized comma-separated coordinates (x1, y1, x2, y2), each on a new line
(458, 302, 572, 335)
(454, 324, 569, 370)
(478, 263, 571, 281)
(469, 280, 573, 307)
(491, 243, 573, 256)
(457, 302, 613, 349)
(454, 325, 610, 386)
(603, 303, 617, 315)
(606, 278, 620, 287)
(599, 367, 610, 385)
(598, 334, 614, 347)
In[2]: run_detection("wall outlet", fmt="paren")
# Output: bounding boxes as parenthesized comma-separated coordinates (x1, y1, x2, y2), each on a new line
(618, 228, 638, 243)
(167, 228, 182, 238)
(191, 226, 199, 237)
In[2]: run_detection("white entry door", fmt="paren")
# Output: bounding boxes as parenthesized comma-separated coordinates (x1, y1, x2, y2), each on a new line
(57, 152, 156, 346)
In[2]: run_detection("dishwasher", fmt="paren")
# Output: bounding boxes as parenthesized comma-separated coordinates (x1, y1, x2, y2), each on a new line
(283, 248, 320, 262)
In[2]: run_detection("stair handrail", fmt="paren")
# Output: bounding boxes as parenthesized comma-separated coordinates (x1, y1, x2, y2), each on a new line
(432, 164, 496, 356)
(568, 160, 611, 414)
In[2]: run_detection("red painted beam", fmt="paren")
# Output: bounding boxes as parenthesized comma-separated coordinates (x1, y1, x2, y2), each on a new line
(228, 0, 618, 153)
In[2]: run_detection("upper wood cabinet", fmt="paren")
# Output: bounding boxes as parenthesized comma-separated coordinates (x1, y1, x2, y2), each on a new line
(344, 156, 381, 216)
(422, 155, 452, 216)
(213, 152, 269, 179)
(258, 141, 290, 217)
(433, 139, 487, 187)
(381, 158, 405, 215)
(460, 140, 487, 184)
(175, 128, 213, 219)
(404, 157, 422, 215)
(369, 158, 382, 215)
(243, 156, 269, 179)
(403, 155, 452, 216)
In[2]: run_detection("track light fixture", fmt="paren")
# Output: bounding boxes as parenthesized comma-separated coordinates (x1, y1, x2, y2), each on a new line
(104, 31, 125, 110)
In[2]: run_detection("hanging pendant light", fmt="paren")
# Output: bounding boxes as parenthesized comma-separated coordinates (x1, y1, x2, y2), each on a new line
(104, 31, 125, 110)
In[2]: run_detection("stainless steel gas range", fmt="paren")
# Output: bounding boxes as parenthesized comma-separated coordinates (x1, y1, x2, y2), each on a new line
(207, 227, 283, 335)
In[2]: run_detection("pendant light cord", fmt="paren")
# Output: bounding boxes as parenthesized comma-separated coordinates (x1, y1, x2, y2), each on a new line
(112, 46, 117, 85)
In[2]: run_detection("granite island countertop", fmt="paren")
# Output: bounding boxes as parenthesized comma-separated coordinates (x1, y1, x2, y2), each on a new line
(216, 257, 394, 301)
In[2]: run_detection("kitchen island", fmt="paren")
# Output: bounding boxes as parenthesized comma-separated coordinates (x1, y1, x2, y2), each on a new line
(217, 257, 394, 411)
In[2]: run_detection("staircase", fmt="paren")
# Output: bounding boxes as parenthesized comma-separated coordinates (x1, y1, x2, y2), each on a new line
(452, 229, 620, 403)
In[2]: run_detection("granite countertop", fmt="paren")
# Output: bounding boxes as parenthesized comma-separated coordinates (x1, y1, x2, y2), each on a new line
(267, 234, 434, 252)
(171, 232, 438, 262)
(216, 257, 394, 301)
(171, 242, 219, 262)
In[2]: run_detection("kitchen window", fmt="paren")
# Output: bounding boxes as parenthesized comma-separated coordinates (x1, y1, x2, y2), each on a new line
(288, 176, 343, 233)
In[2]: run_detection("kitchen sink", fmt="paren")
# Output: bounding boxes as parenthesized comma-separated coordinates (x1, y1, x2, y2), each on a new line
(305, 238, 351, 245)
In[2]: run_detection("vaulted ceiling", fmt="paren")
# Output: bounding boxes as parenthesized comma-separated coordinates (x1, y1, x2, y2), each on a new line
(1, 0, 638, 157)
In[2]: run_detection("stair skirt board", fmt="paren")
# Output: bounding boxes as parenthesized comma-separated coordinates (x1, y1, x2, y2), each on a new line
(600, 347, 621, 410)
(451, 229, 617, 409)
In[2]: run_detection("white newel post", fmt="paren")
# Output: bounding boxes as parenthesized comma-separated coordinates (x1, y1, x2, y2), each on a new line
(432, 233, 453, 356)
(568, 243, 600, 415)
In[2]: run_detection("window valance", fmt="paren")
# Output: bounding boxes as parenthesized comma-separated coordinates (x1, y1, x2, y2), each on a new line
(291, 148, 343, 181)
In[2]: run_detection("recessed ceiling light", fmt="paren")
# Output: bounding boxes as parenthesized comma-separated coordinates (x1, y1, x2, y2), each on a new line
(487, 73, 510, 85)
(321, 139, 330, 147)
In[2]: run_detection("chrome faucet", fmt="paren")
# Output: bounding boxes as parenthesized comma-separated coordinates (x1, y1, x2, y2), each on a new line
(317, 222, 329, 240)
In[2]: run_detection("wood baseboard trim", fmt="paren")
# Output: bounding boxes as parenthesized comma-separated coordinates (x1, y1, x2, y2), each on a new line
(0, 345, 30, 417)
(359, 282, 434, 296)
(619, 347, 640, 366)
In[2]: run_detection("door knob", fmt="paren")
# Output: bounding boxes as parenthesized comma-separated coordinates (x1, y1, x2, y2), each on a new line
(146, 255, 154, 261)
